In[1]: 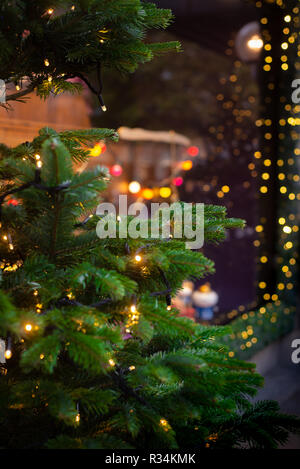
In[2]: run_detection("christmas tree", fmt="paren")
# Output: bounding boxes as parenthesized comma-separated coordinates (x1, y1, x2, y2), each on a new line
(0, 1, 299, 449)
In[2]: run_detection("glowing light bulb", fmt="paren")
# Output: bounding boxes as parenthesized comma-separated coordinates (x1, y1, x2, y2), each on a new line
(25, 323, 32, 332)
(160, 418, 169, 431)
(5, 349, 12, 359)
(128, 181, 141, 194)
(135, 255, 142, 262)
(75, 413, 80, 423)
(101, 105, 107, 112)
(44, 59, 50, 67)
(130, 305, 136, 313)
(36, 160, 43, 168)
(247, 34, 263, 50)
(89, 144, 102, 157)
(108, 359, 115, 367)
(47, 8, 54, 15)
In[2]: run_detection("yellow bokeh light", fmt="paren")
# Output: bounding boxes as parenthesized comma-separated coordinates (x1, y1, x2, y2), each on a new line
(89, 144, 102, 157)
(4, 349, 12, 359)
(159, 187, 172, 198)
(181, 160, 193, 171)
(142, 188, 154, 200)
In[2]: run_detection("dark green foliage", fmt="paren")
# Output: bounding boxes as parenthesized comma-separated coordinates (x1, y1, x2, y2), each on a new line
(0, 0, 180, 106)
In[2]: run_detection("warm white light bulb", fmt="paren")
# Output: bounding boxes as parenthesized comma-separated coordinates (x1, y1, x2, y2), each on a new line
(128, 181, 141, 194)
(5, 349, 12, 359)
(247, 35, 263, 51)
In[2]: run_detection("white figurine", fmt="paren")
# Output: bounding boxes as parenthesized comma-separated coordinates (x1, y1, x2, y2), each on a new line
(192, 283, 218, 321)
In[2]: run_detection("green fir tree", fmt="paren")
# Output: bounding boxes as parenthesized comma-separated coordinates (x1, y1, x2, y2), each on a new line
(0, 0, 299, 449)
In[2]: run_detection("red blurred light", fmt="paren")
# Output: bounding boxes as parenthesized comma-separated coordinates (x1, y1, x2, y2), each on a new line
(7, 198, 19, 206)
(173, 177, 183, 187)
(187, 146, 199, 157)
(110, 164, 123, 177)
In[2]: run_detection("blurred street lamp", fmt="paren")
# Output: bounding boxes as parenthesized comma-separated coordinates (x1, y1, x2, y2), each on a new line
(235, 21, 263, 64)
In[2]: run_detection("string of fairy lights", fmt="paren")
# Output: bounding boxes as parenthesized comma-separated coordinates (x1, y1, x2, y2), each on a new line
(216, 0, 300, 355)
(255, 0, 299, 306)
